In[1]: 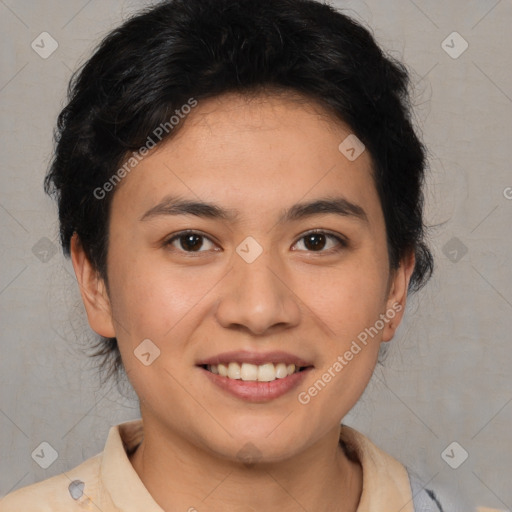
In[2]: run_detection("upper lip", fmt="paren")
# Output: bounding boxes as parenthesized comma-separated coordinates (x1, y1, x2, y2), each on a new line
(197, 350, 314, 367)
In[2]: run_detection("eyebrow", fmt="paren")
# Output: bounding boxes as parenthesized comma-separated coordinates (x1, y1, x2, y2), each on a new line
(140, 195, 368, 224)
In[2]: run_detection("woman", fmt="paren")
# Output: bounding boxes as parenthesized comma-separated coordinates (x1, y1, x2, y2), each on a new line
(1, 0, 449, 510)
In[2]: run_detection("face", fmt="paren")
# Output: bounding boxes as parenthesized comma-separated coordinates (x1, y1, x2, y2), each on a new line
(73, 92, 413, 463)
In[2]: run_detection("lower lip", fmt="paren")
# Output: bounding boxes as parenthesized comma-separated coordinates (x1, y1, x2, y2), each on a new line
(200, 367, 312, 402)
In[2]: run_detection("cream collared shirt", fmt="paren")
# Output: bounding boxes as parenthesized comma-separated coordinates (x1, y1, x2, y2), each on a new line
(0, 419, 414, 511)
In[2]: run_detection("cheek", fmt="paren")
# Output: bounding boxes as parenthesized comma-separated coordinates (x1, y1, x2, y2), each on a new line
(106, 251, 220, 350)
(107, 259, 205, 400)
(302, 255, 390, 340)
(297, 262, 387, 418)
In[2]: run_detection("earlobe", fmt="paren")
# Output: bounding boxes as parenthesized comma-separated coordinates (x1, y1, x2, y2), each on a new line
(70, 233, 116, 338)
(381, 250, 415, 342)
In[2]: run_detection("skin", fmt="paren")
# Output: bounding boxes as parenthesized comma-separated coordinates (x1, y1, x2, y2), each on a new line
(71, 92, 415, 512)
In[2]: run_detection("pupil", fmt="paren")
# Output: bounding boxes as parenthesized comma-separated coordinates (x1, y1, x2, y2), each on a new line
(305, 234, 326, 251)
(181, 234, 202, 251)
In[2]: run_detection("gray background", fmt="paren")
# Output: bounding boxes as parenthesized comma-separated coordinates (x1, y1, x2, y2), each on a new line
(1, 0, 511, 510)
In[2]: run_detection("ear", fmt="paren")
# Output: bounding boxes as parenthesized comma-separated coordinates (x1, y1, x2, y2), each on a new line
(70, 233, 116, 338)
(381, 249, 415, 342)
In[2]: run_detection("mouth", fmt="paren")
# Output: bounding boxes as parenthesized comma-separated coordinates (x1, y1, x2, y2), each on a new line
(196, 351, 314, 402)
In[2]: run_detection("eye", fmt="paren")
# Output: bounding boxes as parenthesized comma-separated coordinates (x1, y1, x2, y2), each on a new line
(292, 230, 347, 253)
(164, 230, 218, 253)
(164, 229, 347, 255)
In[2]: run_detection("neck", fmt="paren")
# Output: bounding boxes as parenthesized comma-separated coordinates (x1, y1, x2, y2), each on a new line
(129, 418, 362, 512)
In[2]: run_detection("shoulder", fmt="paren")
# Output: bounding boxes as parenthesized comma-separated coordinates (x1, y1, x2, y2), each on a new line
(0, 453, 102, 512)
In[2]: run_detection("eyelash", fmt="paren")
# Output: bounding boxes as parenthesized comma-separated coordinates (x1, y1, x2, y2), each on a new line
(163, 229, 348, 256)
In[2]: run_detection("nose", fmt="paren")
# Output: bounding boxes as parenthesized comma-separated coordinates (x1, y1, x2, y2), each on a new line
(214, 249, 301, 336)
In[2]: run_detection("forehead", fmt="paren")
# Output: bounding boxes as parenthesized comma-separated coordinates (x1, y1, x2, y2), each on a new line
(110, 92, 382, 227)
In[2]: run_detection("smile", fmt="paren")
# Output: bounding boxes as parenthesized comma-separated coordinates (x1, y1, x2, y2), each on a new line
(196, 350, 314, 401)
(203, 362, 307, 382)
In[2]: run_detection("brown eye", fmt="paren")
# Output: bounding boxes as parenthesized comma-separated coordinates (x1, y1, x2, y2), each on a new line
(178, 234, 204, 251)
(165, 231, 217, 253)
(293, 231, 347, 253)
(303, 233, 327, 251)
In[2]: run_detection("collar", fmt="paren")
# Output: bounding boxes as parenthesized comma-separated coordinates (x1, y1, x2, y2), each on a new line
(101, 419, 413, 511)
(339, 424, 414, 511)
(101, 419, 163, 511)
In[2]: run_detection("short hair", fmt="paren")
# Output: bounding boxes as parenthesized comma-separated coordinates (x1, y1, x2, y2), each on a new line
(45, 0, 433, 383)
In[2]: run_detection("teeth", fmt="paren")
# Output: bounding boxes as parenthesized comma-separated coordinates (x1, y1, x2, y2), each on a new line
(218, 363, 228, 377)
(257, 363, 275, 382)
(207, 362, 300, 382)
(275, 363, 288, 379)
(240, 363, 258, 381)
(227, 362, 241, 380)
